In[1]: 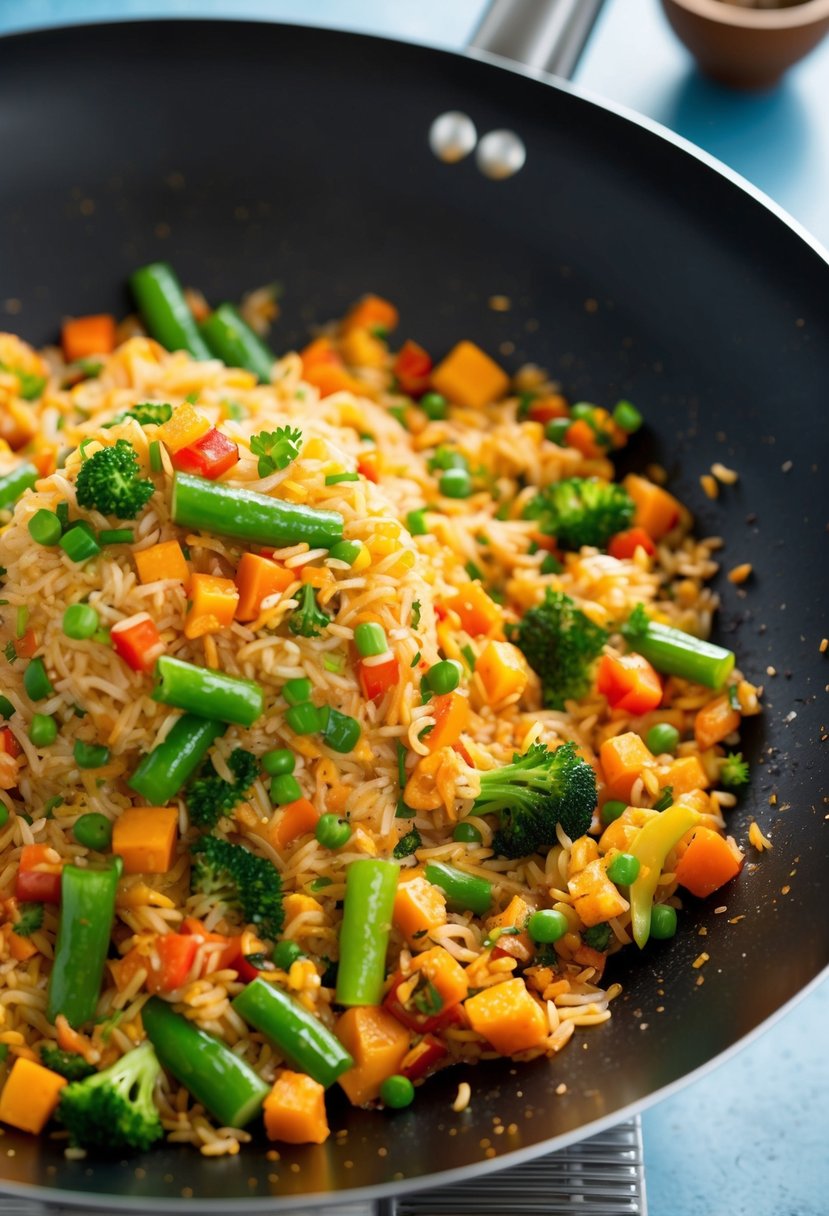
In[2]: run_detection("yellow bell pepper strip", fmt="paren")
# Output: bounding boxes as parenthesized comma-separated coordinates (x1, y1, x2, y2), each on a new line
(628, 803, 697, 948)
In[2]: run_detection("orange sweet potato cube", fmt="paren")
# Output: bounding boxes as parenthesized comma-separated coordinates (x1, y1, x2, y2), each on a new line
(335, 1006, 410, 1106)
(0, 1057, 66, 1134)
(464, 978, 549, 1055)
(263, 1070, 329, 1144)
(393, 875, 447, 947)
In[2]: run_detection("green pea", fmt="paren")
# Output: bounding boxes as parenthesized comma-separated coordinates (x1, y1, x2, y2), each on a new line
(420, 392, 448, 421)
(426, 660, 461, 695)
(406, 508, 429, 537)
(527, 909, 569, 944)
(606, 852, 641, 885)
(613, 399, 643, 434)
(62, 603, 100, 640)
(570, 402, 597, 422)
(272, 939, 303, 970)
(285, 703, 322, 736)
(601, 800, 627, 825)
(29, 713, 57, 748)
(0, 806, 9, 828)
(545, 418, 571, 446)
(439, 468, 472, 499)
(270, 774, 302, 806)
(28, 509, 62, 547)
(315, 813, 351, 850)
(262, 748, 295, 777)
(73, 812, 113, 851)
(283, 677, 313, 707)
(73, 740, 110, 769)
(23, 658, 54, 702)
(354, 621, 388, 658)
(380, 1074, 415, 1109)
(650, 904, 678, 940)
(646, 723, 680, 755)
(453, 822, 483, 844)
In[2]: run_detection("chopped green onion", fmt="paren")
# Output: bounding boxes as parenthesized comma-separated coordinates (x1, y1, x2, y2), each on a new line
(15, 606, 28, 638)
(283, 677, 313, 707)
(406, 508, 429, 536)
(73, 740, 110, 769)
(318, 706, 361, 753)
(325, 472, 360, 485)
(323, 653, 345, 673)
(99, 528, 134, 545)
(59, 524, 101, 563)
(328, 540, 361, 566)
(28, 509, 62, 547)
(0, 464, 38, 511)
(285, 703, 321, 736)
(149, 440, 163, 474)
(62, 603, 99, 640)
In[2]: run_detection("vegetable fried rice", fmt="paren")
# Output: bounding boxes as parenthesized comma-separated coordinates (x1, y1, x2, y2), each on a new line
(0, 268, 760, 1156)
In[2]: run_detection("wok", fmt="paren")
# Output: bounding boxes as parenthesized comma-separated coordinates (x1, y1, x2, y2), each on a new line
(0, 5, 827, 1210)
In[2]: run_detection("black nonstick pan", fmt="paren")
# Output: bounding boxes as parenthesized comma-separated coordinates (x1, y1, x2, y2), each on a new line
(0, 8, 827, 1211)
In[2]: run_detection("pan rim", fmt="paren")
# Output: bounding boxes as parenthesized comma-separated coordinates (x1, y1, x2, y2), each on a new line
(0, 15, 827, 1211)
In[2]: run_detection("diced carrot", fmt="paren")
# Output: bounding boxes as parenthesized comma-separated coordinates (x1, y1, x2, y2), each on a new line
(357, 450, 380, 483)
(393, 874, 447, 947)
(235, 553, 294, 622)
(674, 826, 744, 898)
(31, 446, 58, 477)
(300, 338, 362, 397)
(0, 1057, 66, 1134)
(623, 474, 682, 540)
(179, 916, 242, 972)
(567, 858, 630, 927)
(112, 806, 178, 875)
(270, 798, 319, 851)
(409, 946, 469, 1008)
(145, 932, 198, 995)
(342, 294, 399, 336)
(340, 327, 387, 369)
(184, 573, 239, 640)
(485, 895, 534, 963)
(427, 692, 470, 752)
(665, 754, 710, 796)
(476, 640, 528, 705)
(528, 394, 569, 424)
(394, 339, 432, 397)
(694, 695, 741, 751)
(15, 627, 39, 659)
(565, 418, 605, 459)
(597, 653, 663, 715)
(446, 583, 501, 637)
(156, 402, 211, 454)
(133, 540, 190, 587)
(263, 1070, 329, 1144)
(599, 732, 655, 802)
(608, 527, 657, 560)
(335, 1006, 410, 1106)
(2, 923, 38, 962)
(61, 314, 116, 363)
(431, 341, 509, 410)
(107, 946, 149, 992)
(464, 978, 549, 1055)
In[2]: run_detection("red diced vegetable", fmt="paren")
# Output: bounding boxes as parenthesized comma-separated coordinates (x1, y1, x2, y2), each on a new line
(394, 340, 433, 398)
(597, 652, 663, 714)
(357, 655, 399, 701)
(171, 427, 239, 480)
(16, 844, 62, 905)
(608, 527, 657, 560)
(146, 933, 198, 994)
(111, 613, 165, 673)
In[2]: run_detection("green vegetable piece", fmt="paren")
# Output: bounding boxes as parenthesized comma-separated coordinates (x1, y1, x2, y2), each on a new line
(149, 440, 163, 474)
(325, 472, 359, 485)
(406, 508, 429, 537)
(250, 426, 303, 476)
(75, 440, 155, 520)
(439, 467, 472, 499)
(272, 940, 303, 970)
(73, 812, 113, 851)
(424, 861, 492, 915)
(420, 392, 447, 421)
(0, 806, 8, 828)
(63, 603, 99, 640)
(527, 908, 569, 944)
(646, 722, 680, 755)
(47, 859, 121, 1027)
(315, 813, 351, 850)
(39, 1044, 96, 1082)
(509, 589, 607, 710)
(545, 417, 571, 446)
(523, 476, 635, 550)
(152, 654, 263, 727)
(129, 714, 225, 805)
(335, 859, 399, 1007)
(73, 740, 110, 769)
(623, 604, 735, 690)
(380, 1074, 415, 1108)
(354, 621, 388, 658)
(425, 659, 461, 695)
(584, 922, 612, 951)
(283, 677, 313, 706)
(601, 799, 627, 825)
(56, 1041, 164, 1152)
(285, 702, 321, 736)
(0, 696, 13, 719)
(199, 303, 275, 383)
(613, 399, 643, 433)
(171, 471, 343, 550)
(289, 584, 330, 638)
(606, 852, 641, 885)
(190, 835, 283, 941)
(232, 978, 353, 1088)
(59, 524, 102, 563)
(629, 803, 697, 948)
(318, 706, 361, 753)
(328, 540, 361, 566)
(23, 657, 54, 701)
(142, 997, 268, 1127)
(261, 748, 295, 777)
(0, 463, 38, 511)
(392, 827, 421, 859)
(270, 774, 302, 806)
(29, 713, 57, 748)
(28, 509, 62, 546)
(649, 903, 678, 940)
(720, 751, 750, 788)
(186, 747, 258, 830)
(452, 821, 483, 844)
(14, 902, 44, 937)
(129, 263, 212, 360)
(99, 528, 134, 545)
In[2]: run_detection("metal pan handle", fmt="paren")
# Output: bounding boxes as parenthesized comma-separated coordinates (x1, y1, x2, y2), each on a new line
(468, 0, 606, 79)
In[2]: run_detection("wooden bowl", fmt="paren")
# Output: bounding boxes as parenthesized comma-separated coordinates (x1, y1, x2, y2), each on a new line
(660, 0, 829, 87)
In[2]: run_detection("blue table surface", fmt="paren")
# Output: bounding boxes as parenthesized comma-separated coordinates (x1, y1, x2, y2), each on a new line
(2, 3, 828, 1213)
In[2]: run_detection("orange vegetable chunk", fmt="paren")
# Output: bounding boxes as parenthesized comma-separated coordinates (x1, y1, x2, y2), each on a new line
(184, 573, 239, 639)
(134, 540, 190, 587)
(623, 474, 682, 540)
(476, 640, 528, 705)
(464, 978, 549, 1055)
(409, 946, 469, 1008)
(0, 1057, 66, 1134)
(597, 652, 663, 715)
(61, 314, 116, 362)
(426, 692, 470, 752)
(112, 805, 178, 874)
(431, 341, 509, 410)
(674, 826, 744, 898)
(342, 294, 399, 335)
(235, 553, 294, 621)
(335, 1006, 410, 1106)
(485, 895, 535, 963)
(393, 875, 447, 947)
(599, 732, 655, 802)
(446, 582, 501, 637)
(156, 402, 211, 453)
(694, 695, 741, 751)
(270, 798, 319, 850)
(263, 1070, 329, 1144)
(665, 754, 710, 796)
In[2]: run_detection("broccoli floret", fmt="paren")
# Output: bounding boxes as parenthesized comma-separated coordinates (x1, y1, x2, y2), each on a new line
(393, 827, 422, 859)
(40, 1044, 96, 1082)
(289, 584, 330, 638)
(509, 589, 608, 709)
(523, 477, 634, 550)
(13, 902, 44, 937)
(186, 747, 258, 831)
(56, 1041, 163, 1153)
(126, 402, 173, 426)
(474, 741, 597, 859)
(721, 751, 750, 788)
(191, 835, 284, 941)
(250, 426, 303, 476)
(583, 922, 611, 951)
(75, 440, 155, 519)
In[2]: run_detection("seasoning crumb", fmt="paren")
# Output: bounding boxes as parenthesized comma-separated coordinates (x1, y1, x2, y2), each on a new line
(700, 474, 719, 500)
(507, 1123, 519, 1135)
(820, 638, 828, 654)
(781, 884, 791, 895)
(711, 462, 739, 485)
(749, 821, 773, 851)
(489, 295, 511, 312)
(181, 1187, 193, 1199)
(3, 299, 22, 315)
(781, 460, 793, 473)
(729, 914, 746, 924)
(698, 926, 708, 936)
(656, 1006, 665, 1013)
(378, 1146, 388, 1158)
(692, 952, 710, 969)
(728, 562, 753, 584)
(452, 1082, 472, 1113)
(769, 793, 778, 806)
(646, 463, 668, 485)
(485, 1147, 497, 1159)
(766, 665, 777, 677)
(714, 905, 727, 914)
(639, 1023, 649, 1031)
(499, 340, 516, 357)
(64, 1146, 86, 1161)
(585, 298, 599, 313)
(555, 1082, 567, 1095)
(696, 975, 705, 986)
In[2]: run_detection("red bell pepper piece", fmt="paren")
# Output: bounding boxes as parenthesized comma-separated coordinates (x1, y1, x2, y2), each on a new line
(608, 527, 657, 560)
(0, 727, 21, 759)
(596, 652, 663, 715)
(145, 932, 198, 994)
(383, 971, 466, 1034)
(394, 340, 433, 398)
(16, 844, 62, 905)
(357, 654, 400, 701)
(357, 451, 379, 483)
(400, 1034, 448, 1082)
(171, 427, 239, 479)
(111, 612, 165, 673)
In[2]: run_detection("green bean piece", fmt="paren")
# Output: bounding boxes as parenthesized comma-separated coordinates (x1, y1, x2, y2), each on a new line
(46, 860, 121, 1027)
(59, 524, 101, 563)
(424, 861, 492, 915)
(335, 859, 399, 1007)
(129, 263, 212, 360)
(129, 714, 225, 804)
(73, 740, 110, 769)
(624, 616, 734, 690)
(0, 464, 38, 511)
(199, 303, 275, 383)
(99, 528, 135, 545)
(28, 509, 62, 546)
(152, 654, 263, 727)
(232, 977, 353, 1088)
(171, 472, 344, 551)
(142, 997, 268, 1127)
